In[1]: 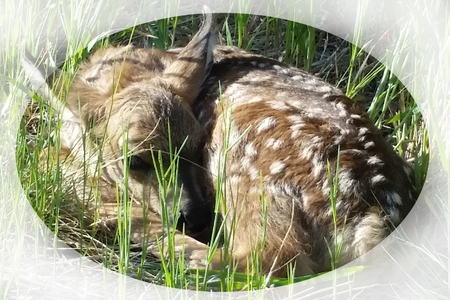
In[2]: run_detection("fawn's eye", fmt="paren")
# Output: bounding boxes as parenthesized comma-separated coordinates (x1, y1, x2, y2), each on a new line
(127, 155, 153, 172)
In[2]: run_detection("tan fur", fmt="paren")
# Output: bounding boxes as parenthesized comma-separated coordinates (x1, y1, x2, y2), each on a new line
(33, 13, 417, 278)
(34, 13, 217, 246)
(178, 45, 418, 277)
(60, 50, 208, 241)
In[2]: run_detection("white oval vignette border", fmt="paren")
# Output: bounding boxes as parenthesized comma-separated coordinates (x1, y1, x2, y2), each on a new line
(1, 0, 448, 299)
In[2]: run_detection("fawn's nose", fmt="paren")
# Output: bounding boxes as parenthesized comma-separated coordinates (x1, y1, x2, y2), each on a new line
(176, 159, 215, 244)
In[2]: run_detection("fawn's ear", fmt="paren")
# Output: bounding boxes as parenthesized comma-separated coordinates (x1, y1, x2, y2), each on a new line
(163, 7, 215, 106)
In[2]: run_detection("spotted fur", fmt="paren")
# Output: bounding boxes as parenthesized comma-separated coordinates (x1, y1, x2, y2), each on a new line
(25, 11, 418, 278)
(188, 45, 418, 276)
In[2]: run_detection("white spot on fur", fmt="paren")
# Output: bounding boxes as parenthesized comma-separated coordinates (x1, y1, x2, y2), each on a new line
(246, 95, 265, 103)
(241, 156, 253, 171)
(358, 127, 369, 136)
(336, 102, 348, 117)
(257, 117, 277, 133)
(327, 202, 345, 218)
(340, 149, 363, 156)
(224, 86, 246, 102)
(229, 175, 240, 185)
(358, 135, 368, 142)
(311, 154, 324, 178)
(339, 128, 351, 136)
(387, 192, 402, 205)
(266, 138, 283, 149)
(245, 143, 257, 157)
(273, 65, 282, 71)
(280, 69, 293, 76)
(350, 114, 361, 119)
(371, 174, 387, 185)
(316, 85, 334, 93)
(321, 178, 330, 196)
(367, 156, 384, 165)
(268, 101, 291, 111)
(364, 141, 375, 149)
(248, 166, 260, 180)
(300, 146, 314, 161)
(339, 170, 358, 195)
(290, 123, 306, 138)
(270, 161, 286, 174)
(291, 75, 305, 81)
(305, 106, 327, 118)
(287, 115, 303, 124)
(334, 135, 345, 145)
(310, 136, 323, 144)
(335, 200, 344, 213)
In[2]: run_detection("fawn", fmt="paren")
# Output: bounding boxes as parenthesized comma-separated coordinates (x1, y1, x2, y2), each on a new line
(23, 11, 217, 245)
(24, 10, 417, 277)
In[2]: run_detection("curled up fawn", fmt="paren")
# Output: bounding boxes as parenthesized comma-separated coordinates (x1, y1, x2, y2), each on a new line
(24, 10, 418, 278)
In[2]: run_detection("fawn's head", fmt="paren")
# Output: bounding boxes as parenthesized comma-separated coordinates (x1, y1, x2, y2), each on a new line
(24, 11, 216, 242)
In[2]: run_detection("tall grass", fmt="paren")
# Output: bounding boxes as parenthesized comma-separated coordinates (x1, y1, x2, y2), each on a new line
(11, 11, 428, 293)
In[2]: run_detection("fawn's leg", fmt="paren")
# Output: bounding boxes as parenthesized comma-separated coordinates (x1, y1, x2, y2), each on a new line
(168, 189, 317, 277)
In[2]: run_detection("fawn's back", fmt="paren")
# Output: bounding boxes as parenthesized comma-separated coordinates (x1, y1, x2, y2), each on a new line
(190, 46, 417, 275)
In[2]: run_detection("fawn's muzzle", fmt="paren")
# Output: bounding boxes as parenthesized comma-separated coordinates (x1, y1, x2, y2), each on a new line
(176, 158, 215, 244)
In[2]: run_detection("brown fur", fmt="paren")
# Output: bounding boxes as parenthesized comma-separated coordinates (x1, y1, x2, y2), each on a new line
(32, 13, 417, 278)
(34, 13, 217, 245)
(182, 45, 418, 276)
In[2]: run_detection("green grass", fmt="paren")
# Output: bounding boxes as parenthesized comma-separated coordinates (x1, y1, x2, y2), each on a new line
(12, 11, 429, 292)
(325, 147, 346, 272)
